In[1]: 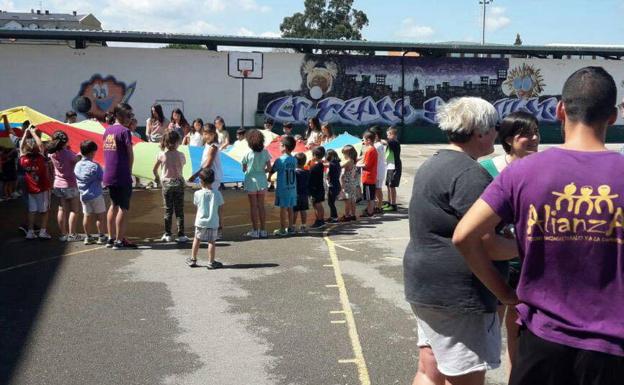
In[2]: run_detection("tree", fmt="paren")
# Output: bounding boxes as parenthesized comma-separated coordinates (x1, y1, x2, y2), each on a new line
(280, 0, 369, 48)
(514, 33, 522, 46)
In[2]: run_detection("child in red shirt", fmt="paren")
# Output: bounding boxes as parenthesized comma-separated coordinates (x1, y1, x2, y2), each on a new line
(357, 131, 378, 217)
(19, 127, 52, 239)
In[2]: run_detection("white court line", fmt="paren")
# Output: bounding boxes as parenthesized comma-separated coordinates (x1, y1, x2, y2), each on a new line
(334, 243, 356, 252)
(0, 246, 106, 273)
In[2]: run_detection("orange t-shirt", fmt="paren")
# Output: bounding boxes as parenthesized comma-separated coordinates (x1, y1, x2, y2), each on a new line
(361, 146, 378, 185)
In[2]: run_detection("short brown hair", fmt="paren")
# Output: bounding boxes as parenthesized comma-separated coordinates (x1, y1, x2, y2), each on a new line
(281, 135, 296, 152)
(246, 129, 264, 152)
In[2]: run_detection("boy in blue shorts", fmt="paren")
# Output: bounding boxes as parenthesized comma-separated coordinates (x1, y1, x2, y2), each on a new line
(269, 135, 297, 236)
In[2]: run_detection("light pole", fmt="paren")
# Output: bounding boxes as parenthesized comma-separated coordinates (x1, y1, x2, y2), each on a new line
(480, 0, 493, 45)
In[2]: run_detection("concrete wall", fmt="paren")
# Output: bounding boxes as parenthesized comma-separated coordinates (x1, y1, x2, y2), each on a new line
(2, 44, 624, 143)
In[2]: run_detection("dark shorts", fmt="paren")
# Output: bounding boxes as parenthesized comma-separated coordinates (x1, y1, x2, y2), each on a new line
(108, 185, 132, 210)
(362, 183, 376, 201)
(509, 328, 624, 385)
(294, 194, 309, 212)
(311, 192, 325, 204)
(385, 168, 401, 188)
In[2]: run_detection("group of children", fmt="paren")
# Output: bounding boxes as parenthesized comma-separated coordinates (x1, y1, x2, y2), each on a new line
(1, 107, 402, 270)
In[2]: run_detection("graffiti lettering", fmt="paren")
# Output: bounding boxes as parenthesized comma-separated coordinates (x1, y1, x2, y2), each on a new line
(494, 97, 558, 122)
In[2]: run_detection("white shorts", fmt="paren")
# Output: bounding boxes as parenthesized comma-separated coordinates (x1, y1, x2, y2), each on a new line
(82, 195, 106, 215)
(195, 226, 218, 242)
(28, 191, 51, 213)
(52, 187, 80, 199)
(411, 304, 501, 376)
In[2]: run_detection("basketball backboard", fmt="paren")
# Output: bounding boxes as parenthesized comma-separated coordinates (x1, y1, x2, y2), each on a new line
(228, 52, 263, 79)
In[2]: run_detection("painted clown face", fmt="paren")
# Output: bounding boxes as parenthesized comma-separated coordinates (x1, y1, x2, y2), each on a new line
(503, 63, 545, 99)
(73, 75, 136, 121)
(302, 60, 338, 100)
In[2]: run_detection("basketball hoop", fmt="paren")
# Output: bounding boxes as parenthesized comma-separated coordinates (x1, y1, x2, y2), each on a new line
(241, 69, 251, 78)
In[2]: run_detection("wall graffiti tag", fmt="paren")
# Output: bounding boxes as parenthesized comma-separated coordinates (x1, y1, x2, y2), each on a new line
(258, 56, 560, 126)
(72, 74, 137, 121)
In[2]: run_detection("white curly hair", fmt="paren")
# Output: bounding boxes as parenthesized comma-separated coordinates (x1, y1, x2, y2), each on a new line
(436, 97, 498, 136)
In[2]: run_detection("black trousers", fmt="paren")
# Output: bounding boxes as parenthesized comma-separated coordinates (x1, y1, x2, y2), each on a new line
(327, 188, 339, 219)
(510, 328, 624, 385)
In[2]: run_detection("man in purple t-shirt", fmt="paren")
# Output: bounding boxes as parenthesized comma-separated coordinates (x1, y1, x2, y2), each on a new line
(454, 67, 624, 385)
(103, 102, 137, 250)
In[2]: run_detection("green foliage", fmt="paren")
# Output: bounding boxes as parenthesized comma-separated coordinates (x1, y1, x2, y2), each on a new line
(280, 0, 369, 49)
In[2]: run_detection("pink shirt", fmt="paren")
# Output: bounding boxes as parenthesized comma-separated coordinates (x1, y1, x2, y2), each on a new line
(50, 148, 78, 188)
(157, 150, 186, 180)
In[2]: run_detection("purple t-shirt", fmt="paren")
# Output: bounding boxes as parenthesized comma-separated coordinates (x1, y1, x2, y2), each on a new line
(103, 124, 133, 187)
(481, 147, 624, 356)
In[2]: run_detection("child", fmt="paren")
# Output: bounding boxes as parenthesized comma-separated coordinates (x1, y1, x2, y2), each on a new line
(146, 104, 169, 143)
(183, 118, 204, 146)
(320, 122, 336, 146)
(48, 130, 82, 242)
(339, 145, 358, 221)
(305, 117, 322, 149)
(169, 108, 190, 138)
(357, 131, 378, 217)
(383, 127, 402, 212)
(153, 130, 188, 243)
(0, 146, 18, 200)
(74, 140, 108, 245)
(19, 127, 52, 239)
(65, 110, 78, 124)
(215, 116, 230, 150)
(189, 168, 224, 269)
(308, 146, 326, 229)
(234, 128, 246, 144)
(325, 149, 341, 223)
(241, 129, 272, 239)
(269, 135, 297, 236)
(189, 123, 224, 239)
(263, 118, 274, 132)
(293, 152, 310, 233)
(370, 126, 386, 213)
(282, 122, 293, 136)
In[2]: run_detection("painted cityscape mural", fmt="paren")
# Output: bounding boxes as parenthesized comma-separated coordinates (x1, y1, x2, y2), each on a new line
(259, 55, 559, 126)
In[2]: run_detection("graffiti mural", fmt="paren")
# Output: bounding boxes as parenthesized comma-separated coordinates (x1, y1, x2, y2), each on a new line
(258, 56, 560, 126)
(72, 74, 137, 121)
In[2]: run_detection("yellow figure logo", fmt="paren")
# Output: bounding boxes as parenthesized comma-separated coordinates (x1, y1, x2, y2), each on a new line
(574, 186, 595, 215)
(103, 134, 117, 151)
(553, 182, 577, 212)
(595, 185, 618, 214)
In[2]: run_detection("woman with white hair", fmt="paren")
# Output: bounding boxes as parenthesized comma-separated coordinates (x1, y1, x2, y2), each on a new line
(403, 97, 516, 385)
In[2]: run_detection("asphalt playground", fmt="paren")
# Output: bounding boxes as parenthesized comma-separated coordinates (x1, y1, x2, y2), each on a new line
(0, 144, 523, 385)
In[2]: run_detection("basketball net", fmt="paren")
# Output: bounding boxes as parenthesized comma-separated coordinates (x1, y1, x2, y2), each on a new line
(241, 69, 251, 78)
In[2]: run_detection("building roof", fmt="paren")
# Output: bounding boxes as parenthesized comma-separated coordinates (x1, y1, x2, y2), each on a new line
(1, 28, 623, 58)
(0, 10, 88, 22)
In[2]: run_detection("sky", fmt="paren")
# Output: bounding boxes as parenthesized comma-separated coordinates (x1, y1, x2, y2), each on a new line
(2, 0, 624, 46)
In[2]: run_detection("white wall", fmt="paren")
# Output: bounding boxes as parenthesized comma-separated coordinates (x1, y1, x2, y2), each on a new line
(0, 44, 303, 126)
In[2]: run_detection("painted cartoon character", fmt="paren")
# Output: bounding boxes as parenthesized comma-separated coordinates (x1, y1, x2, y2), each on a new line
(302, 60, 338, 100)
(72, 75, 136, 121)
(503, 63, 545, 99)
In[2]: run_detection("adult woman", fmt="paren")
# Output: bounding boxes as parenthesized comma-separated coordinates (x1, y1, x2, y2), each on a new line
(215, 116, 230, 150)
(320, 122, 336, 146)
(404, 97, 516, 385)
(305, 117, 322, 149)
(168, 108, 190, 139)
(146, 104, 169, 143)
(479, 111, 539, 372)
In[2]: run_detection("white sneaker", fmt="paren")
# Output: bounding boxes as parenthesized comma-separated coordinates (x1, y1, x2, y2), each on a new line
(38, 229, 52, 240)
(176, 235, 190, 243)
(11, 191, 21, 199)
(58, 234, 68, 242)
(259, 230, 268, 239)
(160, 234, 174, 242)
(25, 230, 36, 240)
(67, 233, 84, 242)
(244, 230, 259, 238)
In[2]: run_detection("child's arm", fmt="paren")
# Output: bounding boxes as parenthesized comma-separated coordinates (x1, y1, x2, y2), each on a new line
(19, 129, 31, 155)
(1, 115, 11, 134)
(146, 119, 152, 138)
(189, 145, 217, 182)
(264, 159, 272, 174)
(152, 158, 162, 185)
(182, 133, 190, 146)
(30, 128, 45, 154)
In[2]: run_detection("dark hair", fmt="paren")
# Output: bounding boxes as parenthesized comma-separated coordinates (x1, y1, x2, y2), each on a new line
(161, 130, 181, 151)
(236, 128, 246, 136)
(312, 146, 326, 159)
(104, 112, 115, 125)
(215, 116, 226, 128)
(202, 123, 218, 144)
(246, 129, 265, 152)
(295, 152, 307, 167)
(321, 122, 334, 137)
(199, 168, 215, 185)
(65, 110, 77, 119)
(306, 117, 321, 139)
(171, 108, 189, 128)
(562, 66, 617, 125)
(114, 103, 133, 122)
(80, 140, 98, 156)
(342, 145, 357, 162)
(369, 125, 384, 139)
(264, 117, 274, 125)
(281, 135, 296, 152)
(283, 122, 293, 129)
(192, 118, 204, 133)
(363, 131, 375, 142)
(151, 104, 165, 123)
(498, 112, 539, 154)
(326, 149, 339, 162)
(21, 120, 30, 130)
(47, 130, 68, 154)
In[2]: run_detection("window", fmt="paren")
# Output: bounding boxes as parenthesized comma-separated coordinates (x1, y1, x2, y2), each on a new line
(489, 79, 498, 86)
(498, 69, 507, 79)
(361, 75, 371, 83)
(375, 74, 386, 85)
(346, 74, 357, 82)
(481, 76, 489, 85)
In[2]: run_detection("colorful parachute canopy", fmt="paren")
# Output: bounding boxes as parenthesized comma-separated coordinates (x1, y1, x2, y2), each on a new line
(0, 106, 244, 183)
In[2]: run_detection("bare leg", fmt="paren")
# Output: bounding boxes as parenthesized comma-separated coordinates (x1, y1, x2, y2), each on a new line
(301, 210, 307, 225)
(40, 210, 49, 231)
(96, 212, 107, 235)
(68, 197, 80, 234)
(107, 205, 117, 240)
(279, 207, 286, 229)
(445, 371, 485, 385)
(412, 347, 445, 385)
(505, 305, 520, 376)
(191, 237, 200, 260)
(375, 188, 383, 209)
(83, 213, 92, 236)
(390, 186, 397, 205)
(28, 211, 36, 230)
(257, 193, 266, 231)
(287, 208, 294, 229)
(292, 211, 299, 226)
(57, 198, 69, 236)
(207, 240, 216, 263)
(248, 194, 258, 230)
(115, 208, 128, 241)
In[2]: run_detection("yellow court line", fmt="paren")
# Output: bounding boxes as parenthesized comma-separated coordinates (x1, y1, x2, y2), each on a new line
(323, 229, 371, 385)
(0, 246, 106, 273)
(333, 237, 409, 244)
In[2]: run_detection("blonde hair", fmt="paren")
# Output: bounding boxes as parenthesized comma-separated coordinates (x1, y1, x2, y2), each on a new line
(436, 97, 498, 136)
